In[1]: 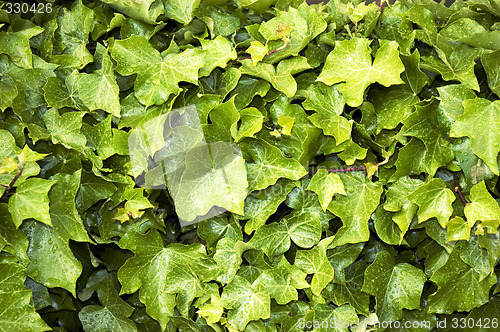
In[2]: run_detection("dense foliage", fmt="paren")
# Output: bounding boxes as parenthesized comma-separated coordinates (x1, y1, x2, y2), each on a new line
(1, 0, 500, 330)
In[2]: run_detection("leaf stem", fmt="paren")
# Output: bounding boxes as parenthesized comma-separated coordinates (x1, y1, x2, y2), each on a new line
(230, 39, 289, 63)
(327, 158, 387, 174)
(453, 172, 468, 206)
(0, 164, 24, 200)
(377, 0, 384, 27)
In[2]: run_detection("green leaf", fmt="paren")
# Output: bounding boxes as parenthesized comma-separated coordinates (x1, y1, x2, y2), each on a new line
(246, 41, 268, 66)
(48, 170, 91, 242)
(446, 216, 471, 242)
(0, 204, 29, 262)
(436, 84, 476, 132)
(197, 294, 223, 324)
(301, 82, 345, 116)
(99, 0, 163, 24)
(164, 0, 200, 24)
(328, 172, 383, 248)
(421, 44, 479, 91)
(110, 35, 206, 106)
(464, 181, 500, 230)
(307, 169, 346, 211)
(427, 244, 497, 314)
(400, 99, 454, 177)
(0, 73, 17, 111)
(258, 3, 327, 63)
(481, 49, 500, 98)
(408, 178, 455, 228)
(221, 275, 270, 331)
(172, 142, 248, 222)
(255, 256, 309, 305)
(75, 44, 121, 117)
(248, 210, 322, 258)
(8, 178, 56, 228)
(22, 220, 82, 296)
(308, 112, 353, 145)
(52, 1, 95, 69)
(242, 178, 295, 234)
(199, 36, 237, 77)
(42, 108, 87, 153)
(234, 107, 263, 143)
(79, 271, 137, 332)
(240, 56, 312, 98)
(0, 257, 51, 332)
(450, 98, 500, 175)
(295, 237, 334, 296)
(362, 251, 426, 321)
(0, 24, 43, 69)
(117, 230, 216, 330)
(317, 38, 405, 107)
(324, 261, 370, 316)
(240, 138, 307, 192)
(213, 238, 253, 284)
(371, 50, 427, 133)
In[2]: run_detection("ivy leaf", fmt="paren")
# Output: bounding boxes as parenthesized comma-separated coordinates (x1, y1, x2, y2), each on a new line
(22, 220, 83, 296)
(309, 112, 353, 145)
(240, 138, 307, 192)
(246, 41, 268, 66)
(307, 169, 346, 212)
(408, 178, 455, 228)
(110, 35, 206, 106)
(0, 73, 17, 111)
(362, 251, 426, 321)
(117, 230, 216, 330)
(324, 261, 370, 316)
(400, 99, 454, 177)
(8, 178, 56, 228)
(317, 38, 405, 107)
(421, 44, 479, 91)
(294, 237, 334, 296)
(42, 108, 87, 153)
(427, 244, 497, 314)
(221, 275, 270, 331)
(197, 294, 224, 324)
(450, 98, 500, 175)
(301, 82, 345, 116)
(328, 172, 383, 248)
(164, 0, 200, 24)
(79, 271, 137, 331)
(248, 211, 322, 258)
(199, 36, 237, 77)
(258, 3, 327, 63)
(464, 181, 500, 230)
(172, 142, 248, 222)
(213, 238, 253, 284)
(481, 49, 500, 98)
(0, 257, 51, 332)
(0, 24, 44, 69)
(242, 178, 296, 234)
(75, 44, 121, 117)
(234, 107, 263, 143)
(48, 170, 91, 243)
(446, 216, 471, 242)
(99, 0, 163, 24)
(255, 256, 309, 305)
(240, 57, 312, 98)
(371, 50, 427, 133)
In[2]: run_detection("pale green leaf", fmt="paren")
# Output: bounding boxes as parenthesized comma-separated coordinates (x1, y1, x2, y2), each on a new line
(8, 178, 56, 228)
(317, 38, 405, 107)
(307, 169, 346, 211)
